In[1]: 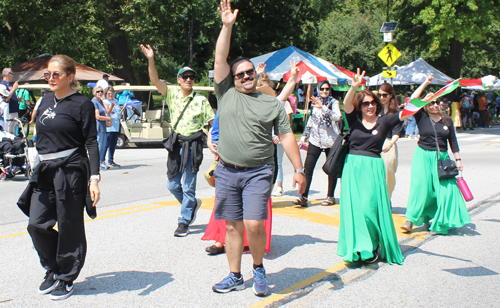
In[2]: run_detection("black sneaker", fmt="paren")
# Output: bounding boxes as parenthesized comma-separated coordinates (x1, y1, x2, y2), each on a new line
(50, 281, 74, 300)
(189, 198, 202, 225)
(38, 271, 58, 295)
(174, 223, 190, 237)
(109, 162, 121, 168)
(365, 249, 379, 264)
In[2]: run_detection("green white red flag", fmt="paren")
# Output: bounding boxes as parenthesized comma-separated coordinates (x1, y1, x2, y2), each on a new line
(402, 78, 482, 117)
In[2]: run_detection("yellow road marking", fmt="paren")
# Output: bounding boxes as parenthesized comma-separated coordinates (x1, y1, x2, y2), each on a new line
(249, 262, 348, 308)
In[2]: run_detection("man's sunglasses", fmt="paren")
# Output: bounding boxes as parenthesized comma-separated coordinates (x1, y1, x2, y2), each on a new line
(234, 68, 255, 80)
(180, 75, 195, 81)
(43, 72, 65, 80)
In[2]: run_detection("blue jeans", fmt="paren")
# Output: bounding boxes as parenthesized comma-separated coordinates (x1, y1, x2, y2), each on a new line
(103, 132, 119, 164)
(167, 148, 197, 224)
(96, 131, 107, 164)
(405, 117, 418, 136)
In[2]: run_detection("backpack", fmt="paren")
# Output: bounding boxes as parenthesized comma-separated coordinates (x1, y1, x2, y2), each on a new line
(462, 98, 471, 109)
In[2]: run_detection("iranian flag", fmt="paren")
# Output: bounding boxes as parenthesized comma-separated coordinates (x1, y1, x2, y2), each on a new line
(402, 78, 482, 117)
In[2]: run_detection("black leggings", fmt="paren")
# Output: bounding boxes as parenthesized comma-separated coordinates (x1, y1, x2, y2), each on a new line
(302, 143, 337, 198)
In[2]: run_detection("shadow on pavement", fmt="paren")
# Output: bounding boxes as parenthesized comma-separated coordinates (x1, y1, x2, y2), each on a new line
(443, 266, 499, 277)
(261, 267, 335, 294)
(265, 234, 336, 260)
(401, 245, 473, 263)
(391, 206, 406, 215)
(111, 164, 149, 171)
(77, 271, 173, 296)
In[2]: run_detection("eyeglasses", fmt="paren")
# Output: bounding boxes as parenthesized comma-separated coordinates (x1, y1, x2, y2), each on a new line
(320, 87, 330, 92)
(378, 93, 389, 98)
(8, 72, 14, 75)
(429, 101, 439, 106)
(95, 90, 103, 94)
(362, 101, 376, 107)
(180, 75, 195, 81)
(234, 68, 256, 80)
(106, 92, 115, 95)
(43, 72, 65, 80)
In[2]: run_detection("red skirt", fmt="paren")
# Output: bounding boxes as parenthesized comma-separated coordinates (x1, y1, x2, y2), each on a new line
(201, 197, 272, 252)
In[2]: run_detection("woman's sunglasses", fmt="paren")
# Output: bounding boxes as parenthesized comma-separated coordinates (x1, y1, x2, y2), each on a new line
(377, 93, 389, 98)
(362, 101, 376, 107)
(43, 72, 65, 80)
(320, 87, 330, 92)
(234, 68, 256, 80)
(95, 90, 103, 94)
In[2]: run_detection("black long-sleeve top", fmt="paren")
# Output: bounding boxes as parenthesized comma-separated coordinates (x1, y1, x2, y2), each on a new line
(415, 109, 459, 153)
(346, 111, 402, 156)
(35, 92, 100, 175)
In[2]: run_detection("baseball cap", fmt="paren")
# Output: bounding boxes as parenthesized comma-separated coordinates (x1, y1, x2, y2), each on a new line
(0, 84, 9, 97)
(177, 67, 196, 78)
(103, 74, 109, 78)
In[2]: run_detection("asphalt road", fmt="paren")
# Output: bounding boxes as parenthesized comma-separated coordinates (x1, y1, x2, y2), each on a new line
(0, 127, 499, 307)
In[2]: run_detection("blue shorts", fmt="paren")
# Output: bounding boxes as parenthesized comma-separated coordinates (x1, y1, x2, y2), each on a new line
(214, 162, 273, 221)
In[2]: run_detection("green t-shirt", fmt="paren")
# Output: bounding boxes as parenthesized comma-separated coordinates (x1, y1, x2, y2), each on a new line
(165, 87, 215, 136)
(215, 73, 291, 168)
(16, 89, 30, 110)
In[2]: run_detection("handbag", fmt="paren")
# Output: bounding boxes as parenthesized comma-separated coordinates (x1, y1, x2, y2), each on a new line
(429, 117, 458, 179)
(322, 128, 351, 178)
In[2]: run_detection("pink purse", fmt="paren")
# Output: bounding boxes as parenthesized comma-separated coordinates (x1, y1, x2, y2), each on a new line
(456, 171, 473, 202)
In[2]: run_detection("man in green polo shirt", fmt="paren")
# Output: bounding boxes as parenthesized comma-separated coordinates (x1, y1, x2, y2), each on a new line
(140, 44, 215, 237)
(16, 87, 31, 120)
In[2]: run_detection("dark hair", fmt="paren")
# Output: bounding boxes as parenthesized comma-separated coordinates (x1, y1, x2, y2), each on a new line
(378, 82, 398, 114)
(208, 93, 217, 110)
(352, 90, 382, 118)
(424, 101, 449, 125)
(229, 58, 253, 75)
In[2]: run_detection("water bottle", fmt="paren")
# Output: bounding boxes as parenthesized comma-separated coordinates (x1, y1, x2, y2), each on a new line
(456, 171, 473, 202)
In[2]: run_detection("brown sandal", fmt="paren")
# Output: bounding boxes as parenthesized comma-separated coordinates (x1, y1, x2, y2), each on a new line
(321, 197, 336, 206)
(400, 221, 413, 233)
(292, 196, 308, 207)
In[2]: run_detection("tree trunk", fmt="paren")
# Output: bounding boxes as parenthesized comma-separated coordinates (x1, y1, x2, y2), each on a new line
(448, 39, 464, 78)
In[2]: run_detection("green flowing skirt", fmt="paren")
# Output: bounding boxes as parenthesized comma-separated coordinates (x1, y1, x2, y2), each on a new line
(337, 154, 404, 265)
(406, 146, 471, 234)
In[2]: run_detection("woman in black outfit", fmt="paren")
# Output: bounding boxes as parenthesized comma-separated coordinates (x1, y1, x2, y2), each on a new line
(18, 55, 100, 300)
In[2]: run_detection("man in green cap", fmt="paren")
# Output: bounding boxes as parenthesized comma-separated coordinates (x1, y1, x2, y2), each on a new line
(140, 44, 215, 237)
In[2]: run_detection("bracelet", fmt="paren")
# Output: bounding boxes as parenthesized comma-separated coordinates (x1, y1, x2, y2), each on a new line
(455, 158, 461, 161)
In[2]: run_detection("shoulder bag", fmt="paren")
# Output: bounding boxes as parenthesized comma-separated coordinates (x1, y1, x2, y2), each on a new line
(430, 117, 458, 179)
(322, 128, 351, 178)
(162, 94, 195, 151)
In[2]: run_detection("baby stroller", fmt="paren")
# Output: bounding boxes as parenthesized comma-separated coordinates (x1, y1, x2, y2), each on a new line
(0, 118, 36, 180)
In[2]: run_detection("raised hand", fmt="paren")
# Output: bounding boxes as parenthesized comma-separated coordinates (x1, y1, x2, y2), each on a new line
(140, 44, 155, 59)
(218, 0, 239, 27)
(425, 75, 434, 84)
(289, 60, 300, 80)
(311, 96, 323, 109)
(256, 62, 266, 75)
(351, 68, 366, 89)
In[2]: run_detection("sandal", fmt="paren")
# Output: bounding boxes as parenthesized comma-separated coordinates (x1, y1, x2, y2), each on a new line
(321, 197, 336, 206)
(400, 221, 413, 233)
(292, 196, 308, 207)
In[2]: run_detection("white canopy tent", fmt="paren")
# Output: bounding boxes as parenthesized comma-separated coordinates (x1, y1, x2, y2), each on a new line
(368, 58, 454, 86)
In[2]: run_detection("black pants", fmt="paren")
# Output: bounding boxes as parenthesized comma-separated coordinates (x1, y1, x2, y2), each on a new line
(27, 167, 87, 282)
(302, 143, 337, 198)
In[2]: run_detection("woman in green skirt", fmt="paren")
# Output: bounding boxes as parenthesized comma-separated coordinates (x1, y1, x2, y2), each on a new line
(401, 77, 471, 234)
(337, 70, 408, 265)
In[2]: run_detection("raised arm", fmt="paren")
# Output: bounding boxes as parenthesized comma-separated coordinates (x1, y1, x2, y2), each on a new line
(140, 44, 168, 96)
(214, 0, 239, 83)
(277, 60, 299, 102)
(411, 76, 433, 100)
(344, 68, 365, 114)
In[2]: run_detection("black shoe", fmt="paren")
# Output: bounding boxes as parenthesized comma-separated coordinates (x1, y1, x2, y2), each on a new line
(292, 196, 308, 207)
(206, 244, 225, 255)
(189, 198, 202, 226)
(109, 162, 121, 168)
(39, 271, 58, 295)
(174, 223, 190, 237)
(470, 128, 474, 130)
(50, 281, 74, 300)
(365, 249, 379, 264)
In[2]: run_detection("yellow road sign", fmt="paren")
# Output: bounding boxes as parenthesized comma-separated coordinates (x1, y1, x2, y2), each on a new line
(378, 43, 401, 67)
(383, 70, 397, 78)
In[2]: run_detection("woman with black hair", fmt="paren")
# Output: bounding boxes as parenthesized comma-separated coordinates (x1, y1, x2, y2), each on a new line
(337, 69, 408, 265)
(377, 82, 404, 200)
(401, 77, 471, 234)
(293, 80, 341, 207)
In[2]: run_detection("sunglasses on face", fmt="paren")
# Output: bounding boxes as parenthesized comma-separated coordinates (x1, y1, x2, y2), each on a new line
(320, 87, 330, 92)
(180, 75, 195, 81)
(107, 92, 114, 95)
(429, 101, 439, 106)
(234, 68, 256, 80)
(362, 100, 376, 107)
(43, 72, 65, 80)
(96, 90, 103, 94)
(378, 93, 389, 98)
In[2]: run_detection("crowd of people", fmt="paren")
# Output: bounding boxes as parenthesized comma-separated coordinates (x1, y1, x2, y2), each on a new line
(3, 0, 488, 301)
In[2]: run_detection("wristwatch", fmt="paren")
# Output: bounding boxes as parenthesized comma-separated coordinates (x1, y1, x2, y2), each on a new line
(294, 168, 306, 176)
(90, 175, 101, 183)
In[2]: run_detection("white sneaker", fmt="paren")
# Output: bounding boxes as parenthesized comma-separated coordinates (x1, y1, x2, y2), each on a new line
(272, 187, 284, 197)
